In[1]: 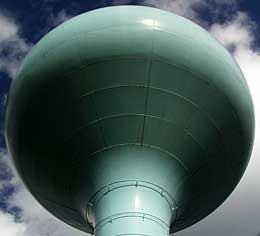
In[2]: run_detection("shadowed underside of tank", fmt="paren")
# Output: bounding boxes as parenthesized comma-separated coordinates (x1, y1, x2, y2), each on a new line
(5, 6, 254, 235)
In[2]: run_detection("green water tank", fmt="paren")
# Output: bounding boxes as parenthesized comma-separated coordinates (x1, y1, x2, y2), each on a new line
(5, 5, 254, 236)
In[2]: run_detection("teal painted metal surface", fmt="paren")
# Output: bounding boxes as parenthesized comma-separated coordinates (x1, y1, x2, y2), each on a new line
(4, 5, 254, 235)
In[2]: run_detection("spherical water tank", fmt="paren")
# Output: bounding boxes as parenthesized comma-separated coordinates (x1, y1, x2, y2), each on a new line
(5, 5, 254, 236)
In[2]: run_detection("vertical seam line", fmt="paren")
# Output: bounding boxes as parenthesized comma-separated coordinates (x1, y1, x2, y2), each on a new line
(141, 22, 155, 145)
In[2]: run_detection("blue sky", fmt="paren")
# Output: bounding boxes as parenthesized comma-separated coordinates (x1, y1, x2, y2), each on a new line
(0, 0, 260, 236)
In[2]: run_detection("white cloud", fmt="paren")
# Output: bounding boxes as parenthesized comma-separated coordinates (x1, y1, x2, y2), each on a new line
(0, 9, 72, 79)
(0, 211, 25, 236)
(141, 0, 238, 27)
(0, 8, 75, 79)
(142, 0, 203, 20)
(210, 12, 255, 50)
(48, 9, 72, 27)
(0, 14, 18, 43)
(0, 151, 25, 236)
(0, 13, 31, 79)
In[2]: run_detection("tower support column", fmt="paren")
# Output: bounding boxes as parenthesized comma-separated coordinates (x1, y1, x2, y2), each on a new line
(86, 180, 176, 236)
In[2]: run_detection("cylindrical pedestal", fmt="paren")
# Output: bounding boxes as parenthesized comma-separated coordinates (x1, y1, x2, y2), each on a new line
(87, 180, 175, 236)
(73, 145, 186, 235)
(95, 214, 169, 236)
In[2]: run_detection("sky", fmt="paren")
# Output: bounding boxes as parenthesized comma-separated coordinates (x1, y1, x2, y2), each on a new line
(0, 0, 260, 235)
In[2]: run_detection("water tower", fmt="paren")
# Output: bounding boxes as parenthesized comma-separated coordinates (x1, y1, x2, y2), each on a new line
(5, 6, 254, 236)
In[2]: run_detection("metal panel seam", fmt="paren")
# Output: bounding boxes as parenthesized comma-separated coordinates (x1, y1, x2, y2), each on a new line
(141, 20, 155, 146)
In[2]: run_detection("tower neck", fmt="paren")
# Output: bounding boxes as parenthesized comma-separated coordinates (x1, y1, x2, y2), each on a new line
(86, 180, 176, 236)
